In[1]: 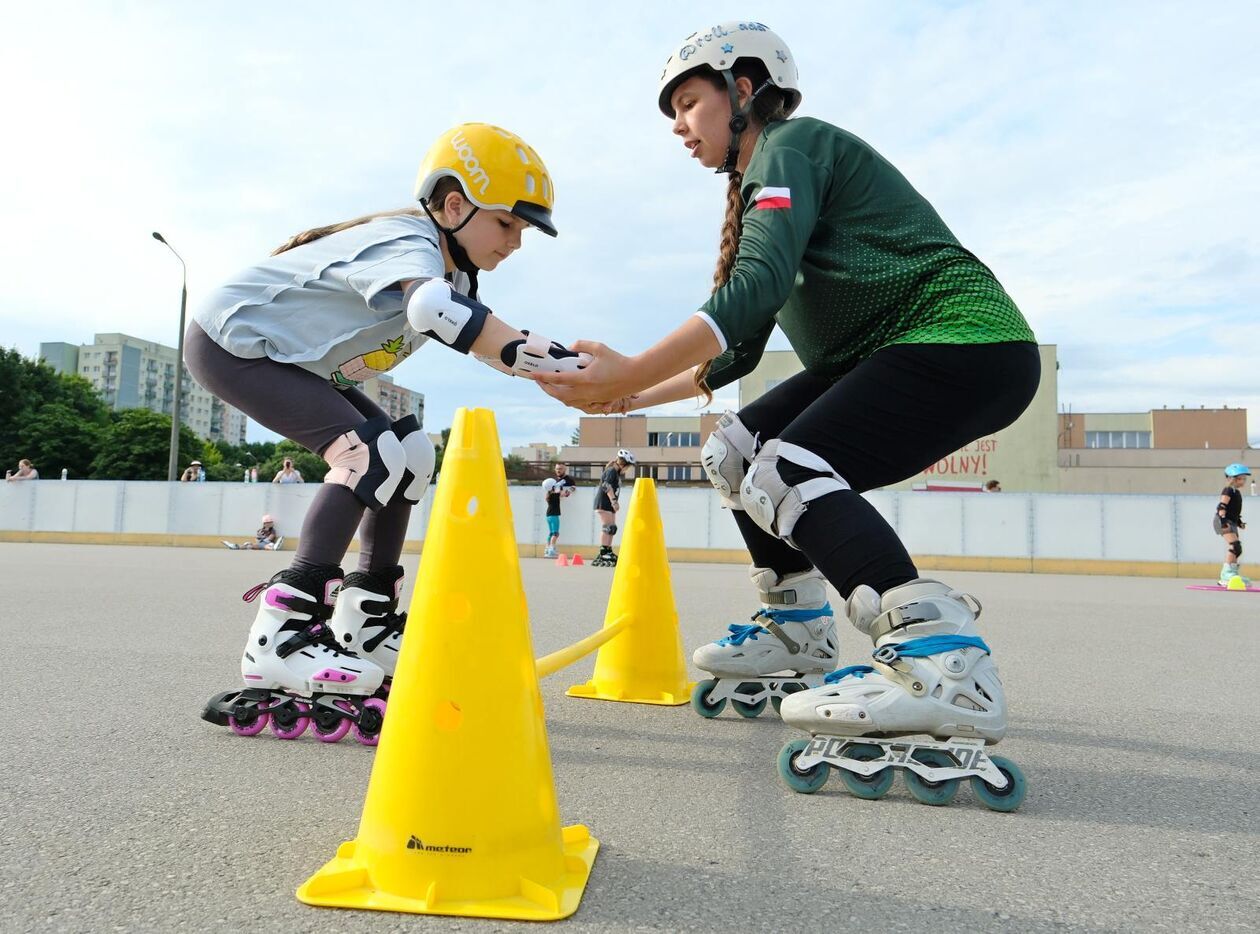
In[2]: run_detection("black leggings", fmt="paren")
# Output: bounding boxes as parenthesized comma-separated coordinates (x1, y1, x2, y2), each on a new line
(183, 322, 411, 572)
(733, 342, 1040, 598)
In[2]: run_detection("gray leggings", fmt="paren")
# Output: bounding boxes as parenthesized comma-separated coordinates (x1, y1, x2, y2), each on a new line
(183, 322, 410, 572)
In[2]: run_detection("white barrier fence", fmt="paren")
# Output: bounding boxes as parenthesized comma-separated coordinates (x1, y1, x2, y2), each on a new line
(0, 480, 1231, 566)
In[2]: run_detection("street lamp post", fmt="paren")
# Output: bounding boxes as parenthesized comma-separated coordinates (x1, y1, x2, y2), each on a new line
(152, 232, 188, 482)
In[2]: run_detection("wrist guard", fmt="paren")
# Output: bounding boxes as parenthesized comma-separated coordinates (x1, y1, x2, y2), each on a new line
(477, 331, 591, 377)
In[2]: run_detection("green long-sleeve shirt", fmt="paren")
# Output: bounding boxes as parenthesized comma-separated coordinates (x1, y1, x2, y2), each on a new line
(700, 117, 1035, 390)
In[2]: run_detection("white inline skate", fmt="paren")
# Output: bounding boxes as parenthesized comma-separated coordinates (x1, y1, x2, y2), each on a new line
(691, 567, 838, 719)
(1218, 563, 1251, 587)
(201, 565, 388, 745)
(328, 564, 407, 688)
(776, 578, 1026, 810)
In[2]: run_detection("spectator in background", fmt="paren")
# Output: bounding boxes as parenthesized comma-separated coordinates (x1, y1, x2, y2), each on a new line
(223, 514, 284, 551)
(5, 458, 39, 481)
(984, 479, 1002, 492)
(180, 460, 205, 482)
(273, 458, 304, 484)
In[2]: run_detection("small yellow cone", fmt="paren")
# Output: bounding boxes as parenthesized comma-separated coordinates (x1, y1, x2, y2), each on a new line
(1227, 575, 1246, 591)
(567, 478, 694, 705)
(297, 408, 597, 921)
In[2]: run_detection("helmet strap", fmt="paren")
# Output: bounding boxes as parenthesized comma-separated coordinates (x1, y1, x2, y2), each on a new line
(420, 199, 481, 296)
(717, 74, 774, 176)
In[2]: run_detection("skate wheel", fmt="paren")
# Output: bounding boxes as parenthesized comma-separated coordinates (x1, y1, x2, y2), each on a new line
(731, 697, 768, 718)
(970, 755, 1027, 812)
(837, 743, 895, 800)
(353, 697, 387, 746)
(310, 700, 353, 743)
(269, 700, 310, 740)
(690, 679, 726, 718)
(903, 749, 961, 806)
(777, 739, 828, 794)
(771, 682, 806, 714)
(228, 700, 269, 737)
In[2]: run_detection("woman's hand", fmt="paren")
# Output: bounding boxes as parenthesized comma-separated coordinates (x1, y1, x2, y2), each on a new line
(533, 341, 644, 409)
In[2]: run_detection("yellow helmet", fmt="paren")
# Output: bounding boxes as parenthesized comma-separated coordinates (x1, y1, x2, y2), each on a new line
(414, 123, 556, 237)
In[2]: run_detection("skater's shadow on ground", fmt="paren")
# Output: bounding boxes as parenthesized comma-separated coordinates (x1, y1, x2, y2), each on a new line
(576, 847, 1082, 933)
(1017, 724, 1260, 772)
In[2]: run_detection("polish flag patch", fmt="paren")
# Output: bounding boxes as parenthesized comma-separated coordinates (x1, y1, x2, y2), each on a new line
(752, 186, 792, 210)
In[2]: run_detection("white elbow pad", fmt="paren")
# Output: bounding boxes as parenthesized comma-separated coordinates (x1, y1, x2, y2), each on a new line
(404, 279, 489, 353)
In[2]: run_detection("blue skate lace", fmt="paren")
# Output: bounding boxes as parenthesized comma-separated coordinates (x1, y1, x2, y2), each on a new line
(717, 604, 834, 646)
(823, 634, 991, 684)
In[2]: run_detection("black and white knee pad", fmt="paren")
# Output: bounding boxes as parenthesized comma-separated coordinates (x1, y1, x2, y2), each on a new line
(391, 414, 435, 505)
(701, 411, 760, 509)
(739, 440, 851, 548)
(1229, 540, 1243, 559)
(323, 416, 408, 509)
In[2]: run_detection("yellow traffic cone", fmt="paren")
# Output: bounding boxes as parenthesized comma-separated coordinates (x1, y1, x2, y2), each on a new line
(297, 408, 598, 921)
(567, 477, 694, 705)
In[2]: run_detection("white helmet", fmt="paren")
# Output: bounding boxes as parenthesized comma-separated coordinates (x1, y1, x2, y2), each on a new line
(657, 22, 802, 119)
(616, 449, 636, 465)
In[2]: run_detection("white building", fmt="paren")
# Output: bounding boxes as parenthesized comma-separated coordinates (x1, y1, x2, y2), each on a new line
(40, 333, 248, 445)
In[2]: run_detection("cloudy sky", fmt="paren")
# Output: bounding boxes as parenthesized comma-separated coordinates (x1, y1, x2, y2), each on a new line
(2, 1, 1257, 450)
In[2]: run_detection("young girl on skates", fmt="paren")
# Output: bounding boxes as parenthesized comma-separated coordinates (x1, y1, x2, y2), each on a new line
(537, 23, 1036, 803)
(195, 124, 587, 743)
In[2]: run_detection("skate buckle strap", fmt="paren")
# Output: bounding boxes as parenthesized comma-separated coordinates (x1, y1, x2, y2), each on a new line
(276, 622, 339, 659)
(241, 581, 268, 602)
(871, 634, 990, 665)
(760, 604, 832, 653)
(824, 635, 990, 685)
(719, 604, 833, 648)
(362, 611, 406, 653)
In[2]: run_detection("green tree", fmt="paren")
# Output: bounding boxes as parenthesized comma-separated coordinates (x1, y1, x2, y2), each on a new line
(432, 427, 452, 475)
(257, 439, 325, 484)
(17, 402, 103, 479)
(198, 440, 237, 482)
(90, 409, 202, 480)
(0, 348, 110, 477)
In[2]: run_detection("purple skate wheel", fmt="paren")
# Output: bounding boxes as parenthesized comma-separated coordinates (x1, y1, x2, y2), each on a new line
(353, 697, 387, 746)
(228, 699, 269, 737)
(311, 700, 353, 743)
(269, 700, 310, 740)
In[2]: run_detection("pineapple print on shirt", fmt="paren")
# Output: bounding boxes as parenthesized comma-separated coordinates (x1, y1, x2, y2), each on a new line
(331, 334, 414, 386)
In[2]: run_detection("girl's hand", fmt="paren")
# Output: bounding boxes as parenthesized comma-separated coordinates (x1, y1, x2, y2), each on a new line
(591, 395, 639, 415)
(533, 341, 643, 409)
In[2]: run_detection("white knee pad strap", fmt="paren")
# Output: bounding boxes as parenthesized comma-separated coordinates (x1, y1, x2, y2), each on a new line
(392, 414, 434, 504)
(739, 440, 851, 547)
(702, 411, 760, 509)
(323, 416, 408, 509)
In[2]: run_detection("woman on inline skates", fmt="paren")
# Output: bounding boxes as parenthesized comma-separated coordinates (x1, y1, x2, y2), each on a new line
(591, 449, 636, 567)
(194, 124, 587, 744)
(537, 22, 1036, 806)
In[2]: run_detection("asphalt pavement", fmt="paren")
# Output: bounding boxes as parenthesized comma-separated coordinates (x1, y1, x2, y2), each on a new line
(2, 543, 1257, 932)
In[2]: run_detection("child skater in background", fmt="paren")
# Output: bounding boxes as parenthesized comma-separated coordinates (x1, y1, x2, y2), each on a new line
(1216, 464, 1250, 587)
(192, 124, 588, 743)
